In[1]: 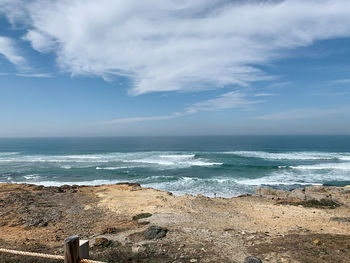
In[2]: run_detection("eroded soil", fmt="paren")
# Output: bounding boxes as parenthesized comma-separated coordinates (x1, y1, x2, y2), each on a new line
(0, 183, 350, 263)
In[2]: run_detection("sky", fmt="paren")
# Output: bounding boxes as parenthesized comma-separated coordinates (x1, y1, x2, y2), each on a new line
(0, 0, 350, 137)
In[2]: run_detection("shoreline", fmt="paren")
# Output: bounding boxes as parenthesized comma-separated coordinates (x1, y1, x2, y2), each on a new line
(1, 180, 342, 198)
(0, 183, 350, 262)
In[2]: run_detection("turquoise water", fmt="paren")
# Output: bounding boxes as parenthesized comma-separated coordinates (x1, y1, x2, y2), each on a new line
(0, 136, 349, 197)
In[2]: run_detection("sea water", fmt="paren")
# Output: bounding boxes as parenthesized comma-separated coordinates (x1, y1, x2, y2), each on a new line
(0, 136, 349, 197)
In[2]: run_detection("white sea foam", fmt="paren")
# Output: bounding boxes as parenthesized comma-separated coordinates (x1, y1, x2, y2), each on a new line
(238, 177, 323, 186)
(158, 154, 195, 159)
(143, 176, 251, 197)
(125, 159, 222, 167)
(182, 177, 195, 181)
(225, 151, 350, 161)
(126, 159, 174, 165)
(96, 166, 133, 170)
(0, 152, 19, 157)
(192, 161, 223, 166)
(291, 162, 350, 170)
(0, 152, 199, 165)
(125, 153, 222, 168)
(23, 174, 41, 180)
(237, 167, 350, 186)
(10, 179, 125, 187)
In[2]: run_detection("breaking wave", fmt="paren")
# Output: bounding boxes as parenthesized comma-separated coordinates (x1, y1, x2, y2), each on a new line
(291, 162, 350, 170)
(225, 151, 350, 161)
(1, 149, 349, 197)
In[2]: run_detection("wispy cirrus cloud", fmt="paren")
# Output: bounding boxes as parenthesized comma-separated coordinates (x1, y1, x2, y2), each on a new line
(256, 106, 350, 120)
(329, 79, 350, 84)
(0, 36, 26, 67)
(2, 0, 350, 95)
(254, 93, 276, 97)
(104, 91, 261, 124)
(15, 73, 52, 78)
(103, 113, 182, 124)
(185, 91, 262, 114)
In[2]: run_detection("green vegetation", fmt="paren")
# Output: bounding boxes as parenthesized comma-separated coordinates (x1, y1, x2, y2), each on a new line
(279, 199, 342, 209)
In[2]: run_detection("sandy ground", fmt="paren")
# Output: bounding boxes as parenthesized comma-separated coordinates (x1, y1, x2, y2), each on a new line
(0, 183, 350, 263)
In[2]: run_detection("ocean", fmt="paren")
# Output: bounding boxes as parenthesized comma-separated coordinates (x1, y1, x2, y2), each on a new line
(0, 136, 349, 197)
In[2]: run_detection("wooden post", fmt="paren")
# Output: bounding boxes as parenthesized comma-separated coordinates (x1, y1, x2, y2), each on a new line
(64, 235, 80, 263)
(79, 240, 89, 259)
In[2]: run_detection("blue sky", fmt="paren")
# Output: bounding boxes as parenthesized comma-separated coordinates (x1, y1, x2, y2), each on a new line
(0, 0, 350, 137)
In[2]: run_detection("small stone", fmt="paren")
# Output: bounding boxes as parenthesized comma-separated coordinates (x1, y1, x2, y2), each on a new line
(132, 244, 145, 254)
(190, 259, 198, 263)
(244, 256, 262, 263)
(132, 245, 140, 254)
(313, 239, 321, 245)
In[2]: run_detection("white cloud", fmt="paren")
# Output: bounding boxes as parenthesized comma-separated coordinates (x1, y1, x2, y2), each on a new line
(2, 0, 350, 94)
(22, 30, 55, 53)
(254, 93, 275, 97)
(330, 79, 350, 84)
(15, 73, 52, 78)
(103, 113, 181, 124)
(256, 107, 350, 120)
(104, 91, 260, 124)
(0, 36, 26, 67)
(185, 91, 262, 114)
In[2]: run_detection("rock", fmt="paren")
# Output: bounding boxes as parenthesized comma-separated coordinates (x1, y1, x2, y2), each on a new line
(256, 185, 350, 207)
(289, 188, 306, 200)
(115, 182, 141, 191)
(244, 256, 262, 263)
(94, 237, 111, 247)
(132, 213, 152, 220)
(237, 194, 252, 197)
(255, 188, 289, 199)
(24, 218, 49, 228)
(144, 225, 168, 240)
(102, 227, 127, 234)
(190, 259, 198, 263)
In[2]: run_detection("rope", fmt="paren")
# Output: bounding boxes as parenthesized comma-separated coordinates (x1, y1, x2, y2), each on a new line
(81, 259, 106, 263)
(0, 248, 106, 263)
(0, 248, 64, 260)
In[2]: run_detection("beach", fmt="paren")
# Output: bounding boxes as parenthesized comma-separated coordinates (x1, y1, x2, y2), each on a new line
(0, 183, 349, 263)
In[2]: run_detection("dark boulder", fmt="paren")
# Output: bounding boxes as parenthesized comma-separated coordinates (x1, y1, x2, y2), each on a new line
(144, 225, 168, 240)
